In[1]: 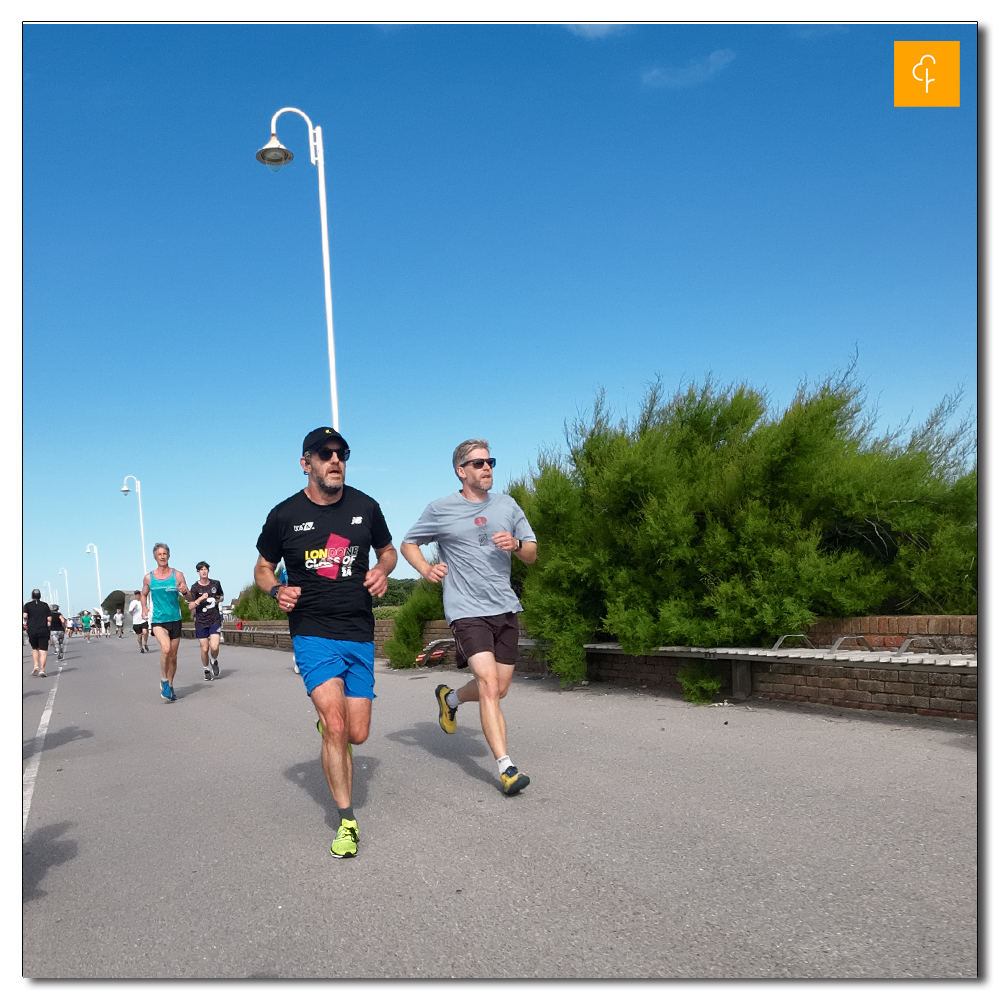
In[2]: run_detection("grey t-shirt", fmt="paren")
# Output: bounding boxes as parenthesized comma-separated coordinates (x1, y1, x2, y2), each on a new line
(402, 492, 536, 624)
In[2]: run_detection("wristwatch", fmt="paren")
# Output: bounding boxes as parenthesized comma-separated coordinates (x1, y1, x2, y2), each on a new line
(269, 585, 280, 600)
(516, 539, 522, 551)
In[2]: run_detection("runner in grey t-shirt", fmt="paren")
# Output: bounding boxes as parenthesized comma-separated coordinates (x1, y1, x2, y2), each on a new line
(401, 438, 538, 797)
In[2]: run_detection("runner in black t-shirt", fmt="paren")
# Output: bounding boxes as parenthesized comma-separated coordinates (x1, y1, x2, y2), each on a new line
(187, 562, 224, 681)
(23, 590, 52, 677)
(254, 427, 397, 859)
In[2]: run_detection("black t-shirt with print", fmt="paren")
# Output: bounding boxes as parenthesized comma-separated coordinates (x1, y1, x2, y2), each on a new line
(23, 600, 51, 634)
(189, 579, 224, 628)
(256, 486, 392, 642)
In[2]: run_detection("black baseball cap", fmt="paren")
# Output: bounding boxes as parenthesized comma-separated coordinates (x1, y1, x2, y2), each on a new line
(302, 427, 350, 456)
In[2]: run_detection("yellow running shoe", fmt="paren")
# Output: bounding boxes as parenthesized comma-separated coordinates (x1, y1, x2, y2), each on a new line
(435, 684, 457, 734)
(330, 819, 359, 859)
(500, 765, 530, 796)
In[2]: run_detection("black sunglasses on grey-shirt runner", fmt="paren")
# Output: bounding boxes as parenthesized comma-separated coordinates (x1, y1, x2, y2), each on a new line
(461, 458, 496, 469)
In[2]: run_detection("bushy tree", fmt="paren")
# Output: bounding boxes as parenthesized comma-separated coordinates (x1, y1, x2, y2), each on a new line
(514, 373, 976, 683)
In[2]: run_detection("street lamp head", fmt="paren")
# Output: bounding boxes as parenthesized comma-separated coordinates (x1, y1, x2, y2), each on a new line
(121, 485, 130, 496)
(256, 134, 294, 172)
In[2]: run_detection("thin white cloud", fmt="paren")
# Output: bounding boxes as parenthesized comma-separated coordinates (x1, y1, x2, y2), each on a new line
(565, 23, 628, 38)
(642, 48, 736, 88)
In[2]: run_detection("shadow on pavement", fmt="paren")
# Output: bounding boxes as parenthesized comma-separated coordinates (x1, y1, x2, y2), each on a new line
(283, 754, 380, 830)
(22, 690, 45, 700)
(23, 725, 94, 760)
(384, 720, 495, 788)
(23, 821, 79, 902)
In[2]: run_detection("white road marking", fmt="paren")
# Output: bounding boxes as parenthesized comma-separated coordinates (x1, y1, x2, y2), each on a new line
(23, 660, 62, 839)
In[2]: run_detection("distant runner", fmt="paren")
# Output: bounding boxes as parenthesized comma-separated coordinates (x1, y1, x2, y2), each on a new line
(141, 543, 191, 702)
(128, 591, 148, 653)
(187, 561, 224, 681)
(81, 610, 92, 642)
(113, 608, 125, 637)
(23, 589, 52, 677)
(254, 427, 397, 858)
(49, 604, 68, 661)
(401, 438, 538, 797)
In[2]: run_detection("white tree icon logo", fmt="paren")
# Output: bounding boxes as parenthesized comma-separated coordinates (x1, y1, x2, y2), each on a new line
(912, 54, 936, 94)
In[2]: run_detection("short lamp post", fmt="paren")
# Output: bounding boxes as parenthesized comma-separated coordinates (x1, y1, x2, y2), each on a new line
(85, 543, 102, 610)
(121, 476, 147, 577)
(256, 107, 340, 430)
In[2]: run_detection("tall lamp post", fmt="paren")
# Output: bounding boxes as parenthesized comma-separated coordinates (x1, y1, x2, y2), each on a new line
(59, 567, 70, 615)
(85, 543, 102, 610)
(120, 475, 147, 577)
(256, 107, 340, 430)
(42, 580, 53, 603)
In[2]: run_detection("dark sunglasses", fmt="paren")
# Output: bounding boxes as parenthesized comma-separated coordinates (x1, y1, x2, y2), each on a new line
(461, 457, 496, 469)
(315, 445, 350, 462)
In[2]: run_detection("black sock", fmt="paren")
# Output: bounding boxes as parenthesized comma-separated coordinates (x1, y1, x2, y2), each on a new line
(339, 806, 355, 823)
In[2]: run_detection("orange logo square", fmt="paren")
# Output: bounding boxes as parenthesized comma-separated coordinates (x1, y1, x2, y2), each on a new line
(894, 41, 960, 107)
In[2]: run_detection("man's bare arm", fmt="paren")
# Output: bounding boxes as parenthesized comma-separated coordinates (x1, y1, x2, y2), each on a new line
(254, 555, 302, 611)
(364, 543, 398, 598)
(400, 542, 448, 582)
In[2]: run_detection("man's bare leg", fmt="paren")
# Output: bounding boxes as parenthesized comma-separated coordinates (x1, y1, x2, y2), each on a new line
(152, 628, 180, 684)
(311, 677, 372, 808)
(199, 638, 210, 667)
(456, 652, 515, 760)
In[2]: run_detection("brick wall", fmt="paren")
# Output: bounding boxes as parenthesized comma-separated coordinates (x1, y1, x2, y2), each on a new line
(197, 615, 977, 721)
(806, 615, 977, 653)
(753, 661, 977, 720)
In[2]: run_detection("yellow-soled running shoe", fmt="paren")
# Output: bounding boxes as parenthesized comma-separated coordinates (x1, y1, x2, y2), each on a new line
(435, 684, 457, 734)
(500, 765, 530, 796)
(330, 819, 359, 859)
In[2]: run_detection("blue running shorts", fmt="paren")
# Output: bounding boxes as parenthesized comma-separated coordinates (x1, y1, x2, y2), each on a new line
(292, 636, 376, 700)
(195, 622, 221, 639)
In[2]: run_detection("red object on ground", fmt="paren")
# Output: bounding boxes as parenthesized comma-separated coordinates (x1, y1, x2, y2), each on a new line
(236, 620, 243, 631)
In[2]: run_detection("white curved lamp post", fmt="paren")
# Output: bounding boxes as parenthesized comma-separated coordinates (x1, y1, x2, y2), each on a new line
(256, 107, 340, 430)
(85, 543, 102, 609)
(59, 567, 70, 615)
(121, 475, 147, 576)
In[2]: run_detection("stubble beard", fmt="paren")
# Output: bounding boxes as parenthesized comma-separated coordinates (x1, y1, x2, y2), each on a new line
(314, 470, 344, 498)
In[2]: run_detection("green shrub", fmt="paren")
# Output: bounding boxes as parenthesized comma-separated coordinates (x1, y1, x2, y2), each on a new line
(233, 583, 287, 621)
(374, 578, 419, 607)
(384, 580, 445, 668)
(676, 663, 723, 705)
(373, 606, 401, 620)
(516, 371, 976, 683)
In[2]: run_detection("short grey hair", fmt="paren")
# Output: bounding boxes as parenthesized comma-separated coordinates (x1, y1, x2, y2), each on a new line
(153, 543, 170, 557)
(453, 438, 490, 478)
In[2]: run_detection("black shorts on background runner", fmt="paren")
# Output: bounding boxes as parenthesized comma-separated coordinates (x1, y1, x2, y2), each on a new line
(450, 612, 519, 666)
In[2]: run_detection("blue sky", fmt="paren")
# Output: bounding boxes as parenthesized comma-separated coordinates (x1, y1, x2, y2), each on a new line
(22, 22, 978, 610)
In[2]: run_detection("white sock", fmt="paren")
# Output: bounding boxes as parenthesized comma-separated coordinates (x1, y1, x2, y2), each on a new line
(445, 689, 459, 709)
(496, 755, 512, 774)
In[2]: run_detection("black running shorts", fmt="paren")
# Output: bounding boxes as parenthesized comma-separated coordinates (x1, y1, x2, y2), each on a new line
(27, 631, 50, 650)
(151, 620, 182, 640)
(133, 623, 146, 634)
(449, 612, 519, 667)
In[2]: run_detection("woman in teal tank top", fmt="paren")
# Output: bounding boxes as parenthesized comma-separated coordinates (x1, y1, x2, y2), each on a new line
(141, 543, 190, 702)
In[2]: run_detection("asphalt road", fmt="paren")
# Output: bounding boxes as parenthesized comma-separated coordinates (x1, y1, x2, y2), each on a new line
(22, 633, 977, 979)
